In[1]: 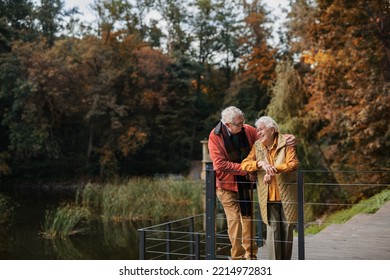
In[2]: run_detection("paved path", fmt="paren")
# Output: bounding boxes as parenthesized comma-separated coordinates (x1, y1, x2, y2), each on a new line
(257, 201, 390, 260)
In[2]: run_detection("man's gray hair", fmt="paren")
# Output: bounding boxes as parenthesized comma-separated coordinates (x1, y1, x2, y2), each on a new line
(221, 106, 244, 124)
(255, 116, 279, 133)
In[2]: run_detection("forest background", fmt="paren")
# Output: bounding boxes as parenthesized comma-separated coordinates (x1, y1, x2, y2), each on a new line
(0, 0, 389, 188)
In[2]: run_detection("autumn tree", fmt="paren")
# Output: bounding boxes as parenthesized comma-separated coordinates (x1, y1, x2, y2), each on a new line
(267, 59, 346, 219)
(284, 0, 389, 186)
(284, 0, 318, 56)
(364, 0, 390, 82)
(312, 0, 387, 170)
(222, 0, 276, 122)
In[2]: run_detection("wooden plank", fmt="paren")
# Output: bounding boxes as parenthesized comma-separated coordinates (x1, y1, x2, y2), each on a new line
(257, 201, 390, 260)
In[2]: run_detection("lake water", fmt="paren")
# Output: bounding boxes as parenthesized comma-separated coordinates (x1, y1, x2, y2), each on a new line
(0, 185, 140, 260)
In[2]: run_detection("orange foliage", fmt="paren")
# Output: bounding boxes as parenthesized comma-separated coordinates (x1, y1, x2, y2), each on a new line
(240, 42, 276, 87)
(118, 127, 147, 157)
(297, 0, 390, 172)
(301, 49, 336, 67)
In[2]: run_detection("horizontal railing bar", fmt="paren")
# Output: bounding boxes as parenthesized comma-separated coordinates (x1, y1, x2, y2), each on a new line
(145, 238, 201, 245)
(141, 229, 204, 238)
(146, 251, 197, 258)
(298, 170, 389, 173)
(304, 202, 388, 207)
(304, 183, 389, 187)
(213, 169, 389, 174)
(138, 214, 204, 231)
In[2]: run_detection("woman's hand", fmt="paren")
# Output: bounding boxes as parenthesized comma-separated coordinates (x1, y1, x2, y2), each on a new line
(257, 160, 277, 175)
(263, 174, 272, 183)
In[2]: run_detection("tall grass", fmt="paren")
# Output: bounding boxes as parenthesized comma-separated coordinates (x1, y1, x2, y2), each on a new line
(42, 177, 204, 237)
(77, 177, 204, 223)
(41, 203, 91, 238)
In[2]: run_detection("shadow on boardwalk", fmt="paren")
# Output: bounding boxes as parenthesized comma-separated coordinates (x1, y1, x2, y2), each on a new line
(257, 201, 390, 260)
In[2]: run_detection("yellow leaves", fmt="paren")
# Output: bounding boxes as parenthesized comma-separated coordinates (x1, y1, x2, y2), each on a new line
(99, 148, 117, 168)
(301, 48, 336, 67)
(190, 77, 208, 95)
(118, 126, 147, 157)
(140, 90, 159, 110)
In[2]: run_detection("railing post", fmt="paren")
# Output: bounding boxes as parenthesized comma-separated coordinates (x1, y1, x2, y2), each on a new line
(166, 224, 171, 260)
(195, 233, 201, 260)
(138, 229, 146, 260)
(255, 203, 263, 247)
(297, 170, 305, 260)
(205, 162, 216, 260)
(189, 217, 195, 259)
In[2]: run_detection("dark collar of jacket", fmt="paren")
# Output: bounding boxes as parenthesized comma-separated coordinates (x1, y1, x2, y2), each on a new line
(214, 121, 246, 135)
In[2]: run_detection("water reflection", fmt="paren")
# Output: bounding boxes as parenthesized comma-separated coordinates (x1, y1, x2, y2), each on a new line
(43, 237, 86, 260)
(0, 188, 141, 260)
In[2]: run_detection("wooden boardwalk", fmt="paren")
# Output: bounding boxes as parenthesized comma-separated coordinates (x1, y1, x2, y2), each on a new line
(257, 201, 390, 260)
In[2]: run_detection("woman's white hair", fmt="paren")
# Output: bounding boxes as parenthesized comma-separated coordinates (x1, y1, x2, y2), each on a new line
(255, 116, 279, 133)
(221, 106, 244, 124)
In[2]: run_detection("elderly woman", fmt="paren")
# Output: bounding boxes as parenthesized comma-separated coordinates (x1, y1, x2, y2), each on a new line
(241, 116, 299, 260)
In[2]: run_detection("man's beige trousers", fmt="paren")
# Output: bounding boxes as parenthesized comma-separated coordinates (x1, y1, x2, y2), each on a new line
(216, 188, 258, 260)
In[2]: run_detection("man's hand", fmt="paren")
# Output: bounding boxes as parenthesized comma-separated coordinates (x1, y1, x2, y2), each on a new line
(284, 134, 296, 147)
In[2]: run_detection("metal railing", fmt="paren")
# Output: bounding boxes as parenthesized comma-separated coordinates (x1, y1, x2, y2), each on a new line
(138, 168, 390, 260)
(138, 215, 204, 260)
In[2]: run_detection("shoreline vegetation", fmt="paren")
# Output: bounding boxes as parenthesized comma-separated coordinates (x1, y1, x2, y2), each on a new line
(2, 177, 389, 239)
(39, 177, 204, 238)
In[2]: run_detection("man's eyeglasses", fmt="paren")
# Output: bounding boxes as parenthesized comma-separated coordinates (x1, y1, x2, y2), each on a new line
(230, 120, 245, 127)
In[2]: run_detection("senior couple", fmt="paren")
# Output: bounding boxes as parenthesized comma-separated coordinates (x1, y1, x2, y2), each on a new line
(208, 106, 299, 260)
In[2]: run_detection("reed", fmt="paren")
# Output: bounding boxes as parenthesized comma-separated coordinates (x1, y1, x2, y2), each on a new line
(76, 177, 204, 223)
(42, 177, 203, 237)
(75, 182, 102, 215)
(41, 203, 91, 238)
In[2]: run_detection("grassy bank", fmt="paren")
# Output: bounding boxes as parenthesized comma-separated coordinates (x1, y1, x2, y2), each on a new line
(305, 188, 390, 235)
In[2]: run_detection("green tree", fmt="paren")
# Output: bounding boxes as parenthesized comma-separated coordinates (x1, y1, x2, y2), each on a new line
(0, 0, 37, 52)
(213, 0, 244, 85)
(37, 0, 63, 46)
(36, 0, 79, 46)
(154, 0, 191, 55)
(90, 0, 155, 38)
